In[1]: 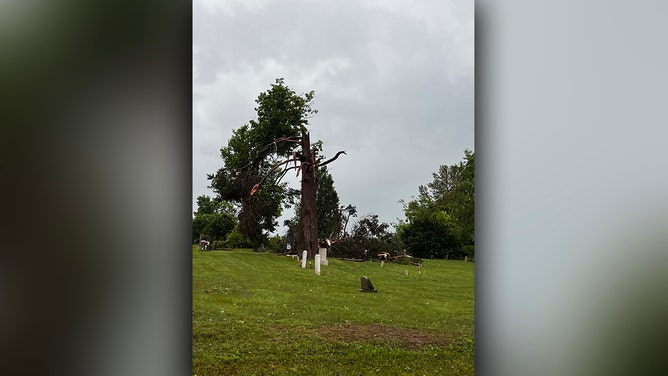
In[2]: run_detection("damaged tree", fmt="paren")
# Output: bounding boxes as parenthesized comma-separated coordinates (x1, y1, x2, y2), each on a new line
(251, 131, 345, 258)
(209, 78, 345, 258)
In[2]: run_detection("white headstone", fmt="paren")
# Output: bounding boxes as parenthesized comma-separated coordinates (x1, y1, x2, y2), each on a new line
(314, 254, 321, 275)
(319, 248, 328, 265)
(301, 250, 307, 269)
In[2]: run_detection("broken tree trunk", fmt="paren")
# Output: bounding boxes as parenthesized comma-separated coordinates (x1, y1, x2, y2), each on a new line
(298, 131, 319, 259)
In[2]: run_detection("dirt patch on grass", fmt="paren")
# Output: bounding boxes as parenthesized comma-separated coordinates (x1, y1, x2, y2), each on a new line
(307, 324, 455, 350)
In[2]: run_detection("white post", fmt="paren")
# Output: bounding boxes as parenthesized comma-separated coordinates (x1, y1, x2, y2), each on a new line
(301, 250, 307, 269)
(314, 254, 321, 275)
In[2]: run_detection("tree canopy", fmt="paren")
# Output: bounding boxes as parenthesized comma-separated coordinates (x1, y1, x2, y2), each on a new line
(398, 150, 474, 259)
(192, 195, 237, 244)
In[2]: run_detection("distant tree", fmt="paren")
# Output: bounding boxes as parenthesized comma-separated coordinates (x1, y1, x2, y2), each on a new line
(329, 213, 393, 259)
(350, 214, 389, 241)
(337, 204, 358, 239)
(266, 234, 287, 253)
(192, 195, 237, 243)
(398, 150, 474, 259)
(316, 166, 341, 240)
(431, 149, 474, 250)
(195, 195, 216, 215)
(398, 203, 459, 259)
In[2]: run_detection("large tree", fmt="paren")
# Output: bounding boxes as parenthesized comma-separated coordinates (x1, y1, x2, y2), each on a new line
(398, 150, 474, 259)
(430, 149, 474, 249)
(209, 79, 345, 256)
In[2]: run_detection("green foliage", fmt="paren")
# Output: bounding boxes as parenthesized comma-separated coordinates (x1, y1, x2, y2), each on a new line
(316, 166, 341, 240)
(266, 234, 287, 252)
(225, 226, 254, 249)
(195, 195, 218, 215)
(192, 247, 474, 375)
(399, 150, 474, 259)
(398, 209, 459, 259)
(254, 78, 317, 149)
(193, 195, 238, 243)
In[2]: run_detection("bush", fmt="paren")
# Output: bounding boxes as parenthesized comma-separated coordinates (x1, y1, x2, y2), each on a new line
(462, 245, 474, 261)
(267, 235, 287, 252)
(225, 227, 254, 249)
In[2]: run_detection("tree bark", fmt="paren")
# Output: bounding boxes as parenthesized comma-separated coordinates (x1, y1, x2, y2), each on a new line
(298, 131, 319, 259)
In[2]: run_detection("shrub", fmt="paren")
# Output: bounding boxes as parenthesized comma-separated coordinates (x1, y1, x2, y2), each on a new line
(225, 226, 254, 249)
(462, 245, 474, 261)
(267, 235, 287, 252)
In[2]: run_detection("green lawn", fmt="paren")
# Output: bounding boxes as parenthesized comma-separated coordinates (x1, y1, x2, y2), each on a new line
(192, 247, 474, 375)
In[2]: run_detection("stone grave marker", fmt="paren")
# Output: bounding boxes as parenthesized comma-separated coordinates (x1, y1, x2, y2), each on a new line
(360, 276, 378, 293)
(319, 247, 328, 266)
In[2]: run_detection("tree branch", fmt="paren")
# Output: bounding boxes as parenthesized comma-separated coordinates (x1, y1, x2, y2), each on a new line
(238, 136, 302, 172)
(316, 151, 347, 168)
(250, 157, 300, 196)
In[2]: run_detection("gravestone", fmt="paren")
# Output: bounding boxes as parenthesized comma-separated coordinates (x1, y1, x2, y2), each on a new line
(319, 247, 328, 266)
(301, 250, 307, 269)
(360, 276, 378, 293)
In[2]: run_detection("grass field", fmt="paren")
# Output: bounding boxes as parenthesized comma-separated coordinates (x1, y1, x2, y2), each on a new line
(192, 247, 474, 375)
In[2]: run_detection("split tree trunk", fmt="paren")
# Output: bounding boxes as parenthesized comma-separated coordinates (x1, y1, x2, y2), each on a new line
(298, 131, 319, 259)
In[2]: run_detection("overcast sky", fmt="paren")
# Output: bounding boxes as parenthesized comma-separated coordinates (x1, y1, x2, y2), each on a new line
(193, 0, 474, 234)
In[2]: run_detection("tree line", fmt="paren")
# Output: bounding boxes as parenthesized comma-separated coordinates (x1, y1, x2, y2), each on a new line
(193, 79, 474, 260)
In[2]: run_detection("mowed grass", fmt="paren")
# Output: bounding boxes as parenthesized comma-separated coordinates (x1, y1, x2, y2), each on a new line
(192, 247, 474, 375)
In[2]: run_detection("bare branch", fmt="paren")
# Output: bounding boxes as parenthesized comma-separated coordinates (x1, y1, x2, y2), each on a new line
(238, 136, 302, 172)
(316, 150, 347, 168)
(250, 157, 300, 196)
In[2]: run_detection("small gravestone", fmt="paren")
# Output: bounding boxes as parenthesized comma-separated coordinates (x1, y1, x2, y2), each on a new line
(404, 270, 409, 276)
(301, 250, 307, 269)
(380, 260, 384, 268)
(319, 247, 328, 266)
(360, 276, 378, 293)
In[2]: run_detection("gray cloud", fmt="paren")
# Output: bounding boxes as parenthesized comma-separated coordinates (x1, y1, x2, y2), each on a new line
(194, 0, 473, 230)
